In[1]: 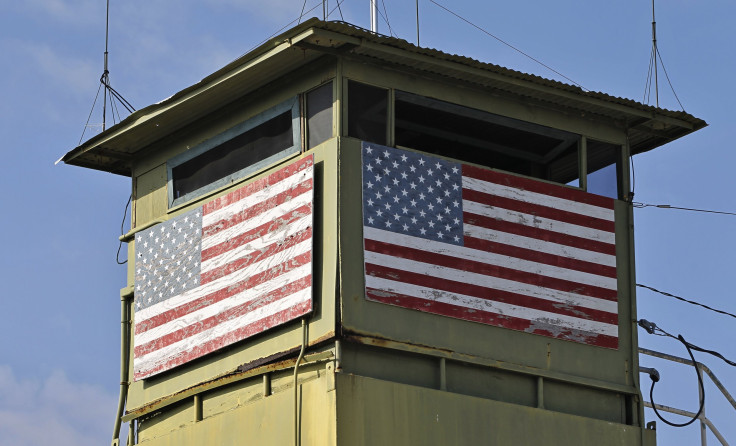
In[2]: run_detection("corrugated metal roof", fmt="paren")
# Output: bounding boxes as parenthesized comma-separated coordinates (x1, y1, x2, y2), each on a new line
(61, 18, 706, 176)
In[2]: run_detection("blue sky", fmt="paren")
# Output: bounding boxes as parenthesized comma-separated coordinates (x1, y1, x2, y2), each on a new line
(1, 0, 734, 444)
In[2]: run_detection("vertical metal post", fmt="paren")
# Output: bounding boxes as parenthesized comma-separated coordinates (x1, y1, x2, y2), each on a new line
(439, 358, 447, 391)
(698, 365, 707, 446)
(537, 377, 545, 409)
(416, 0, 420, 46)
(193, 394, 203, 422)
(578, 136, 587, 191)
(370, 0, 378, 33)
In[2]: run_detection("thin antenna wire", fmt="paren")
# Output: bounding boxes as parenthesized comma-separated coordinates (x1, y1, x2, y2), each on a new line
(428, 0, 587, 91)
(643, 0, 685, 111)
(377, 0, 396, 37)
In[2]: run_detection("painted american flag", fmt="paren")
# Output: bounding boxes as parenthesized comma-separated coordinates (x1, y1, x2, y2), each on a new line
(133, 155, 314, 380)
(361, 143, 618, 348)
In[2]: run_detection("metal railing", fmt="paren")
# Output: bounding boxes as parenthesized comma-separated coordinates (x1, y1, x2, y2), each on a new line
(639, 347, 735, 446)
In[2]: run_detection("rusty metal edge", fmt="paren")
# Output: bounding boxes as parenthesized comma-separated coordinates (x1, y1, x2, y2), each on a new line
(122, 333, 336, 422)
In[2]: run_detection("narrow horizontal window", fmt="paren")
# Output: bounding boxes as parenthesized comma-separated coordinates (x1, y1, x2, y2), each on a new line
(168, 98, 300, 207)
(394, 91, 580, 186)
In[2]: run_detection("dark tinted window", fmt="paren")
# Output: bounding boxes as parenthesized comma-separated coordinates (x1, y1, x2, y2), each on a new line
(348, 81, 387, 145)
(307, 82, 333, 149)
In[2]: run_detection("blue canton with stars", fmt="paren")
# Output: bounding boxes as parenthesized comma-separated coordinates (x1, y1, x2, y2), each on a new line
(134, 207, 203, 311)
(362, 142, 464, 245)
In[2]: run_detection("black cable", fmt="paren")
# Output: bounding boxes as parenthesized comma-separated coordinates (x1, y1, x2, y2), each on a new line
(298, 0, 309, 24)
(79, 82, 103, 145)
(637, 284, 736, 321)
(427, 0, 587, 91)
(632, 202, 736, 216)
(649, 334, 705, 427)
(379, 0, 396, 37)
(655, 47, 685, 111)
(116, 194, 132, 265)
(335, 0, 344, 21)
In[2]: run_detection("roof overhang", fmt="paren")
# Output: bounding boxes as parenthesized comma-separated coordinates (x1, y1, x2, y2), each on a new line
(60, 18, 706, 176)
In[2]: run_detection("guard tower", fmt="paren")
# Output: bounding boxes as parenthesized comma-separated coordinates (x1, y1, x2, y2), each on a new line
(62, 19, 706, 446)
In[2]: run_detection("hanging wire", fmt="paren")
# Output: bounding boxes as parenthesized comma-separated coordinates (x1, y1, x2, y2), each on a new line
(427, 0, 587, 91)
(654, 47, 685, 111)
(79, 82, 103, 145)
(637, 284, 736, 321)
(116, 194, 132, 265)
(379, 0, 396, 37)
(298, 0, 309, 24)
(632, 202, 736, 216)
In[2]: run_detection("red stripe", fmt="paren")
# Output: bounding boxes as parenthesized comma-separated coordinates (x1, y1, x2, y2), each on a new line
(366, 289, 618, 349)
(134, 299, 313, 380)
(464, 211, 616, 256)
(462, 164, 615, 210)
(201, 204, 312, 263)
(134, 276, 312, 357)
(201, 226, 312, 284)
(202, 179, 313, 238)
(365, 239, 617, 301)
(366, 263, 618, 325)
(202, 156, 313, 215)
(136, 250, 312, 334)
(464, 236, 617, 278)
(463, 188, 615, 233)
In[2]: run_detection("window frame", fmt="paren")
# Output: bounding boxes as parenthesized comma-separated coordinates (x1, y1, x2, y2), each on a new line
(167, 97, 301, 208)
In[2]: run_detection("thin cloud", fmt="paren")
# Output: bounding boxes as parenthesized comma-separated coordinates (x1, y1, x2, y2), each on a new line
(0, 366, 121, 446)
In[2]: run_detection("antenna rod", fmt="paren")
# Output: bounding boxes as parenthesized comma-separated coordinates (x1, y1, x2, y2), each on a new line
(416, 0, 420, 45)
(102, 0, 110, 131)
(370, 0, 378, 33)
(651, 0, 659, 107)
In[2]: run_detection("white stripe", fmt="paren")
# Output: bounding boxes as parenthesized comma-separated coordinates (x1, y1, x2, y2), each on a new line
(364, 250, 617, 314)
(201, 184, 313, 251)
(202, 166, 313, 228)
(462, 176, 614, 221)
(135, 263, 312, 346)
(135, 288, 311, 377)
(201, 215, 312, 274)
(464, 223, 617, 268)
(136, 238, 312, 322)
(463, 199, 616, 245)
(364, 227, 617, 291)
(366, 275, 617, 337)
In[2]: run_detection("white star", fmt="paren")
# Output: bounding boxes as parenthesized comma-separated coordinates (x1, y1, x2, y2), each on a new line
(384, 221, 391, 228)
(376, 191, 383, 200)
(392, 178, 399, 186)
(366, 146, 373, 154)
(401, 189, 408, 196)
(452, 183, 460, 191)
(444, 190, 451, 197)
(368, 216, 375, 224)
(420, 227, 427, 235)
(419, 193, 426, 200)
(393, 213, 400, 221)
(367, 181, 374, 189)
(437, 231, 444, 239)
(427, 169, 434, 176)
(454, 235, 460, 242)
(402, 206, 409, 214)
(401, 154, 408, 162)
(392, 160, 399, 168)
(435, 179, 443, 187)
(452, 166, 459, 174)
(401, 171, 408, 179)
(445, 207, 451, 214)
(445, 224, 452, 231)
(435, 196, 443, 204)
(383, 150, 390, 158)
(436, 214, 443, 221)
(384, 185, 391, 193)
(366, 164, 374, 172)
(375, 174, 382, 182)
(427, 186, 434, 194)
(409, 165, 416, 172)
(411, 217, 418, 224)
(453, 218, 460, 225)
(410, 199, 417, 207)
(444, 172, 450, 180)
(418, 175, 425, 183)
(453, 200, 460, 208)
(376, 210, 384, 217)
(402, 223, 409, 231)
(428, 221, 435, 228)
(393, 195, 400, 203)
(367, 198, 374, 206)
(428, 203, 435, 211)
(435, 162, 442, 169)
(384, 202, 391, 210)
(375, 158, 382, 165)
(419, 210, 426, 217)
(409, 182, 417, 190)
(383, 167, 390, 175)
(418, 159, 425, 166)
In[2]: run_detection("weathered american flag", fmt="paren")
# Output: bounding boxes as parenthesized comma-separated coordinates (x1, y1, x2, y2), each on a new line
(133, 156, 314, 380)
(362, 143, 618, 348)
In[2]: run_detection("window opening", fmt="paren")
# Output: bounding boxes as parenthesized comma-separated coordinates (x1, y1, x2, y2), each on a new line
(586, 139, 622, 199)
(307, 81, 333, 149)
(168, 97, 300, 207)
(348, 81, 388, 145)
(394, 91, 580, 186)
